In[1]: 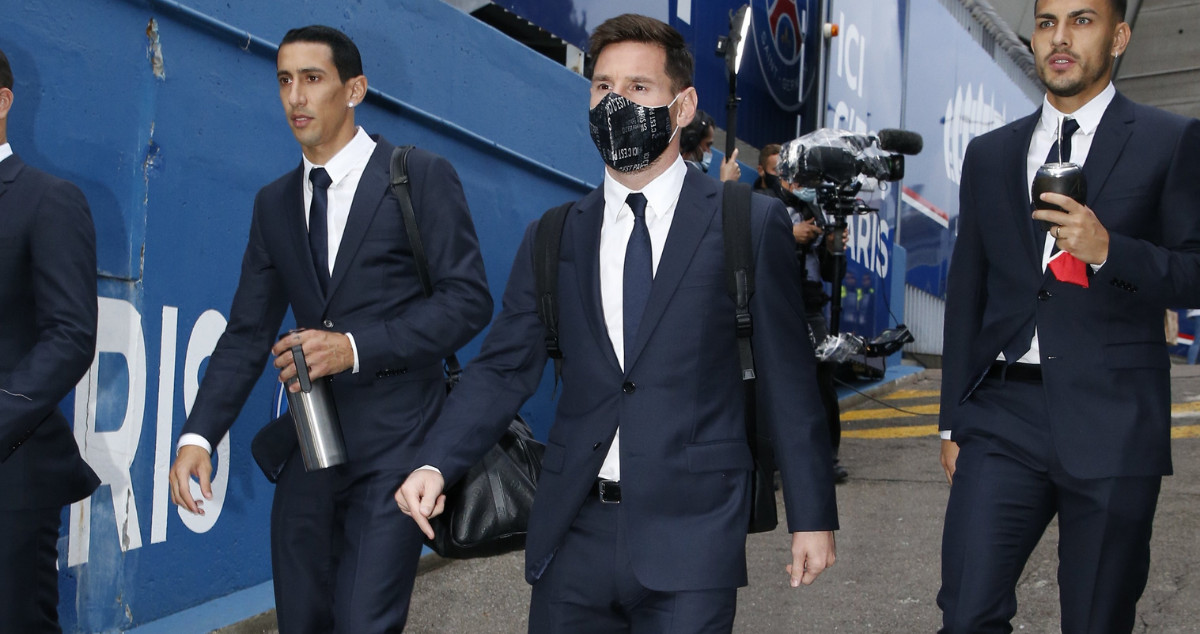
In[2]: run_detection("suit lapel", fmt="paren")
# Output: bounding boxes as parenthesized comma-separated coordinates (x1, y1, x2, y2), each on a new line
(1007, 111, 1044, 273)
(1082, 93, 1134, 211)
(281, 165, 324, 301)
(325, 140, 391, 305)
(570, 187, 622, 374)
(0, 154, 26, 204)
(624, 169, 719, 374)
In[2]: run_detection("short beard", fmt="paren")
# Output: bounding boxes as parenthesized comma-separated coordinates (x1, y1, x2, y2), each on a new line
(1039, 51, 1114, 99)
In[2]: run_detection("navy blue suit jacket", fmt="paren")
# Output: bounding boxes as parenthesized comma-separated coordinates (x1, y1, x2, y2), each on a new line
(0, 154, 100, 510)
(183, 138, 492, 475)
(940, 93, 1200, 479)
(419, 166, 838, 590)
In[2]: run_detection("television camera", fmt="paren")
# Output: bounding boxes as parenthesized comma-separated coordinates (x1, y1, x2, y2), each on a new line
(777, 128, 922, 364)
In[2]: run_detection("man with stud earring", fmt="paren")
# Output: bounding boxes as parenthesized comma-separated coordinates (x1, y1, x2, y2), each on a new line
(169, 25, 491, 632)
(938, 1, 1200, 631)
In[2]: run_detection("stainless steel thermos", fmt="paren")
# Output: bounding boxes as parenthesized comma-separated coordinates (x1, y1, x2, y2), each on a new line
(285, 344, 347, 470)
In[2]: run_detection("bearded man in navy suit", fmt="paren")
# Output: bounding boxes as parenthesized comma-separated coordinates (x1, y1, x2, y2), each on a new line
(0, 47, 101, 632)
(937, 1, 1200, 632)
(398, 14, 838, 633)
(167, 26, 492, 633)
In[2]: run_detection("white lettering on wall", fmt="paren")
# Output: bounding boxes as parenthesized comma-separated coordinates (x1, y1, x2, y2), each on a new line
(70, 298, 147, 566)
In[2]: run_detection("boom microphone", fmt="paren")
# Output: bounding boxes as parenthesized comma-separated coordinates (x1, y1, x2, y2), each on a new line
(876, 129, 923, 155)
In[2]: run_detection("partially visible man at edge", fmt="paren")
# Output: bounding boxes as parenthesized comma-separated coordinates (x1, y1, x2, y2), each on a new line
(0, 46, 101, 633)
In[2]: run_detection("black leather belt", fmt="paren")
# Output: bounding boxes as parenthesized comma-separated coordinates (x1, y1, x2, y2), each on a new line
(987, 362, 1042, 382)
(596, 479, 621, 503)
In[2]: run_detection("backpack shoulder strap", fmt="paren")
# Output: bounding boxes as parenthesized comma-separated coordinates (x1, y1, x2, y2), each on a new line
(390, 145, 462, 385)
(721, 180, 755, 382)
(533, 201, 573, 386)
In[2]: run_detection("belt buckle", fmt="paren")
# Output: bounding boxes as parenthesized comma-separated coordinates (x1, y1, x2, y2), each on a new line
(597, 479, 621, 504)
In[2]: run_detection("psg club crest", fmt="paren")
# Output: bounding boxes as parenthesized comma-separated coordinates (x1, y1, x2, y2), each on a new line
(752, 0, 814, 112)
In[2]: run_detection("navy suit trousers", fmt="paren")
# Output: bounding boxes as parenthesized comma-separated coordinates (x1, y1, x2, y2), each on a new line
(528, 494, 738, 634)
(938, 377, 1160, 634)
(0, 506, 62, 633)
(271, 452, 425, 633)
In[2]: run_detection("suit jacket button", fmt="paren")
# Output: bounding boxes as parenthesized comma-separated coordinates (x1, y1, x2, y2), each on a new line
(323, 319, 334, 328)
(1037, 289, 1052, 300)
(593, 442, 603, 450)
(622, 382, 636, 394)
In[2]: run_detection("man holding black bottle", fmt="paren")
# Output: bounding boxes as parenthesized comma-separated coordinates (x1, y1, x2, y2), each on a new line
(938, 1, 1200, 631)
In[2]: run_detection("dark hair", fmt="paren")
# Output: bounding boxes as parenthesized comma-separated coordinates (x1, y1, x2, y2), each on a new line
(1035, 0, 1126, 20)
(680, 110, 715, 155)
(759, 143, 782, 169)
(280, 25, 364, 83)
(0, 48, 12, 90)
(587, 14, 694, 94)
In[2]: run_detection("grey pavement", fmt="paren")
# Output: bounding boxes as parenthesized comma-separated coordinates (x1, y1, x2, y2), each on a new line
(223, 362, 1200, 633)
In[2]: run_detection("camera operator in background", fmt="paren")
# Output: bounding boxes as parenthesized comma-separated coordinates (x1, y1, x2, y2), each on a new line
(755, 142, 848, 483)
(679, 109, 740, 181)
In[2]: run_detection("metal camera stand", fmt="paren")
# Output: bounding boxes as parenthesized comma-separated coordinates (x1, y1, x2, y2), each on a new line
(814, 180, 873, 337)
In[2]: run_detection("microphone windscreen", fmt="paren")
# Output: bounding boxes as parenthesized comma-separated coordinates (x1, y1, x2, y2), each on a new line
(877, 129, 924, 155)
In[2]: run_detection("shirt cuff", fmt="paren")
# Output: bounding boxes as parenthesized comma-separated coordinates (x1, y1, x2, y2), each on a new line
(346, 332, 360, 374)
(940, 430, 952, 441)
(178, 433, 212, 454)
(416, 465, 442, 475)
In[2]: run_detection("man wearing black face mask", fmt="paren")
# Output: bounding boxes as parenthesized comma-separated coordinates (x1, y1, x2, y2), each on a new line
(398, 13, 837, 633)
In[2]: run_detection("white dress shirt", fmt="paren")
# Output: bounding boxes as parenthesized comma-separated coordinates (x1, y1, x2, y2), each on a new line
(596, 156, 688, 481)
(0, 143, 12, 163)
(179, 128, 377, 454)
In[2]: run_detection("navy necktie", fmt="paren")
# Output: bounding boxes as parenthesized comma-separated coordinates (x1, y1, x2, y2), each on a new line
(1032, 117, 1082, 241)
(309, 167, 332, 293)
(623, 192, 652, 362)
(1046, 117, 1080, 165)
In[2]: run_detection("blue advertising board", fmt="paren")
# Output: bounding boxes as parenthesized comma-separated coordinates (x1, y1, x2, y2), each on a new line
(898, 0, 1037, 298)
(821, 0, 906, 337)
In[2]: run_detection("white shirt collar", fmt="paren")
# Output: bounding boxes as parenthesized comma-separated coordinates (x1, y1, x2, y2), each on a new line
(1040, 82, 1116, 137)
(602, 155, 688, 222)
(0, 143, 12, 164)
(302, 127, 376, 188)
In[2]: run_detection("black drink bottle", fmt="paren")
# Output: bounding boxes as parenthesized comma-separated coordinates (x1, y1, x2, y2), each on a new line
(1032, 163, 1087, 231)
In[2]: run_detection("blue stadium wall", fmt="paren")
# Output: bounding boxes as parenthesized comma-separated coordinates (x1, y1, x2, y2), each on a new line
(5, 0, 607, 630)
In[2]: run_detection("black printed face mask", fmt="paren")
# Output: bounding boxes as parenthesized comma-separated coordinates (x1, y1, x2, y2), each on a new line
(588, 92, 681, 173)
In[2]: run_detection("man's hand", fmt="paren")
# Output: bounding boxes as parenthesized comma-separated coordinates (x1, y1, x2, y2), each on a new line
(786, 530, 836, 587)
(170, 445, 213, 514)
(395, 469, 448, 540)
(793, 218, 821, 245)
(271, 329, 355, 392)
(719, 148, 741, 182)
(940, 439, 960, 485)
(824, 225, 850, 253)
(1032, 193, 1110, 265)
